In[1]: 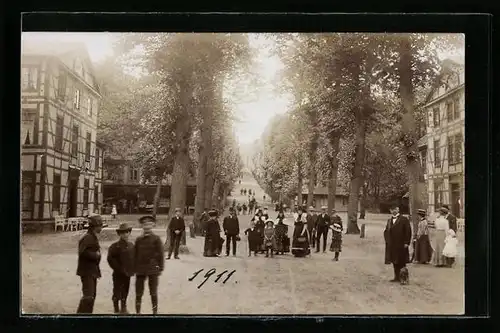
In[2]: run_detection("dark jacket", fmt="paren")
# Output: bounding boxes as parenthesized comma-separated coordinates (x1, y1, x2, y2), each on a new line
(134, 233, 164, 276)
(107, 239, 135, 277)
(384, 215, 412, 265)
(223, 215, 240, 235)
(306, 213, 317, 230)
(77, 231, 101, 278)
(169, 216, 185, 232)
(446, 214, 458, 233)
(316, 213, 331, 229)
(330, 215, 342, 228)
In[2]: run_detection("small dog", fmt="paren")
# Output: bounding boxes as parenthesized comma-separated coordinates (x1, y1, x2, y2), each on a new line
(399, 267, 409, 285)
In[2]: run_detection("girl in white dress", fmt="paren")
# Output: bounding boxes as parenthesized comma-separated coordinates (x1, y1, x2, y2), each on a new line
(430, 208, 450, 267)
(442, 229, 458, 267)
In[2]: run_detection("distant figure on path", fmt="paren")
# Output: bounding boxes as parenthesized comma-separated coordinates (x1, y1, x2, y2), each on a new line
(76, 215, 103, 314)
(107, 222, 134, 314)
(167, 208, 185, 260)
(242, 203, 247, 215)
(413, 209, 433, 264)
(134, 216, 164, 314)
(223, 208, 240, 256)
(111, 204, 118, 219)
(263, 195, 266, 201)
(383, 205, 411, 283)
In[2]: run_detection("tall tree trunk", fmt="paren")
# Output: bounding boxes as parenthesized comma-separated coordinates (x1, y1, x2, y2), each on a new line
(327, 134, 341, 214)
(297, 158, 303, 210)
(204, 155, 215, 210)
(212, 179, 220, 211)
(359, 181, 367, 219)
(398, 37, 423, 237)
(152, 177, 162, 219)
(346, 110, 366, 234)
(306, 131, 318, 209)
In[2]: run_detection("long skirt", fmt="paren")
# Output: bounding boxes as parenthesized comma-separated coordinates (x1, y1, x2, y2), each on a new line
(430, 229, 447, 266)
(414, 234, 433, 264)
(329, 233, 342, 253)
(203, 235, 223, 257)
(292, 237, 310, 257)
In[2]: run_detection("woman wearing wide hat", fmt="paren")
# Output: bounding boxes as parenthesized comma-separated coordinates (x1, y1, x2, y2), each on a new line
(430, 207, 450, 267)
(413, 209, 433, 264)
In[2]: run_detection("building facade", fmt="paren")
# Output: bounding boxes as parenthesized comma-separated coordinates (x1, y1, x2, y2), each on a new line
(299, 186, 351, 212)
(418, 63, 465, 217)
(21, 41, 103, 224)
(102, 158, 197, 214)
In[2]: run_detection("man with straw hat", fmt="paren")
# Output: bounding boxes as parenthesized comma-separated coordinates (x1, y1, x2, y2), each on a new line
(107, 222, 134, 314)
(76, 215, 103, 314)
(316, 206, 331, 253)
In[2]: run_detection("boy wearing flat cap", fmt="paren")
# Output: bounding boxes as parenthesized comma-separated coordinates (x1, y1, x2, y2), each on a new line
(134, 216, 164, 314)
(107, 223, 135, 314)
(76, 215, 103, 314)
(167, 208, 185, 260)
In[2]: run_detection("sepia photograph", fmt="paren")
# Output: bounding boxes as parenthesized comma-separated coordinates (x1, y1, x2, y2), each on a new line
(20, 31, 465, 315)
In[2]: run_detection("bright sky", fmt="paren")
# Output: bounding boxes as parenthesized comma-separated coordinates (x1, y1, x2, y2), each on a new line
(22, 32, 464, 145)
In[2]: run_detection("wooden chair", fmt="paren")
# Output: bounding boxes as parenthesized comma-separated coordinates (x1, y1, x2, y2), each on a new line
(67, 217, 79, 231)
(54, 214, 67, 232)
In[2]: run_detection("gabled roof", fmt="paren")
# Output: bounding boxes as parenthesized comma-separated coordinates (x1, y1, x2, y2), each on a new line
(22, 39, 101, 96)
(424, 59, 464, 104)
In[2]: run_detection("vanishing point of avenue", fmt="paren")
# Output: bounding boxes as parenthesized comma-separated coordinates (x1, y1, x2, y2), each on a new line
(21, 32, 464, 315)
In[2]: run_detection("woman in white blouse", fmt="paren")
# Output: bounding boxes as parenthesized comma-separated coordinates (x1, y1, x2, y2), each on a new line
(430, 207, 450, 267)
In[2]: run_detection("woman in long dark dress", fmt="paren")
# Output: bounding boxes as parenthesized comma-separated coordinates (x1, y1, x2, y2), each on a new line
(252, 210, 266, 253)
(414, 209, 433, 264)
(203, 210, 222, 257)
(292, 210, 310, 257)
(274, 211, 289, 254)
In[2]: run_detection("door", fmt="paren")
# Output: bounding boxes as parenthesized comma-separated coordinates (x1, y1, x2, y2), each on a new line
(450, 183, 461, 218)
(68, 179, 78, 218)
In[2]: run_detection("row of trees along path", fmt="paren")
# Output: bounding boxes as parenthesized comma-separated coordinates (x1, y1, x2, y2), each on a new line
(96, 34, 253, 250)
(251, 33, 463, 235)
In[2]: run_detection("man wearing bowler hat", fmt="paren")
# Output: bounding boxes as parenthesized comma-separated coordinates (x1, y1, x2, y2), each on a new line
(383, 204, 412, 282)
(167, 208, 185, 260)
(107, 223, 135, 314)
(76, 215, 103, 314)
(134, 215, 164, 314)
(223, 207, 240, 256)
(316, 206, 331, 253)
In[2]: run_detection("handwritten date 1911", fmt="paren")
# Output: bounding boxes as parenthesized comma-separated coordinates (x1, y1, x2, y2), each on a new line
(188, 268, 236, 289)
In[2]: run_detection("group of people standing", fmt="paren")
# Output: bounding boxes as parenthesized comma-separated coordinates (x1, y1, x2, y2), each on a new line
(384, 204, 460, 284)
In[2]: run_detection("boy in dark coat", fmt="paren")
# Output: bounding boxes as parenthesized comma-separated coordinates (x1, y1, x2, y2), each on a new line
(107, 222, 134, 314)
(223, 208, 240, 256)
(244, 221, 260, 256)
(134, 216, 164, 314)
(76, 215, 103, 314)
(383, 205, 412, 282)
(167, 208, 185, 259)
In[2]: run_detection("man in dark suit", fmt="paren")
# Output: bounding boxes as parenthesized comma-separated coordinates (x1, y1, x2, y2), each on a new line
(306, 206, 317, 247)
(167, 208, 185, 260)
(442, 204, 458, 266)
(76, 215, 103, 314)
(384, 205, 412, 282)
(223, 208, 240, 256)
(315, 206, 331, 253)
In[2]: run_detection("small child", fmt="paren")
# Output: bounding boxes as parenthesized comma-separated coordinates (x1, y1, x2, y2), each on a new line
(329, 223, 343, 261)
(111, 204, 118, 219)
(107, 223, 135, 314)
(263, 220, 276, 258)
(244, 221, 260, 257)
(442, 229, 458, 267)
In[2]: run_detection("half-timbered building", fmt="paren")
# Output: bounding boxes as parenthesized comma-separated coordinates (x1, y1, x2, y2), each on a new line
(21, 40, 103, 226)
(417, 60, 465, 217)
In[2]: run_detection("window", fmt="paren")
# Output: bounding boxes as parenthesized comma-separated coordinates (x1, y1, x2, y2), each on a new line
(57, 71, 67, 100)
(446, 102, 453, 122)
(419, 147, 427, 173)
(434, 180, 444, 209)
(85, 132, 91, 161)
(449, 133, 463, 166)
(95, 148, 100, 171)
(432, 107, 440, 127)
(129, 167, 139, 181)
(88, 98, 93, 117)
(74, 89, 81, 109)
(55, 115, 64, 151)
(83, 179, 89, 209)
(22, 67, 38, 91)
(21, 110, 36, 145)
(52, 174, 61, 211)
(71, 125, 79, 157)
(22, 171, 34, 212)
(434, 140, 441, 168)
(453, 98, 460, 120)
(94, 185, 99, 207)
